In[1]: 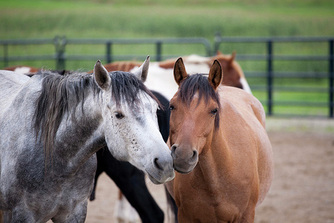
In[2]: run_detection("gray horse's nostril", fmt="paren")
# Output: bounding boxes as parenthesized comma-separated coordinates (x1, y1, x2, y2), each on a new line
(154, 158, 163, 171)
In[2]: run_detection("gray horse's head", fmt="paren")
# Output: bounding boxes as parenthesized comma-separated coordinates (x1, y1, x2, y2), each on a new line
(93, 57, 175, 184)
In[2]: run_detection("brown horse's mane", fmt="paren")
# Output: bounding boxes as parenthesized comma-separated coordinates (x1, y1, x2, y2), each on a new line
(178, 74, 221, 129)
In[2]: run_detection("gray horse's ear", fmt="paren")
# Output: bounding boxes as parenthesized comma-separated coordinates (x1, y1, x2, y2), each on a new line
(208, 59, 223, 90)
(94, 60, 111, 90)
(173, 57, 188, 86)
(133, 56, 150, 82)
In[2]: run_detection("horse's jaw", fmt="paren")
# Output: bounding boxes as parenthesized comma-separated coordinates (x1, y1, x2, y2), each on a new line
(143, 147, 175, 184)
(123, 141, 175, 184)
(147, 167, 175, 185)
(103, 109, 175, 184)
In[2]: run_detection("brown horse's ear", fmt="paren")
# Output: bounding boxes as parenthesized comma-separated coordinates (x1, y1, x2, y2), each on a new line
(208, 60, 223, 90)
(174, 57, 188, 86)
(228, 51, 236, 66)
(216, 50, 223, 56)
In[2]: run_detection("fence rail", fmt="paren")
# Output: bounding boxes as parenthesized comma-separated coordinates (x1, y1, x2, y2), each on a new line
(214, 35, 334, 118)
(0, 36, 212, 70)
(1, 35, 333, 118)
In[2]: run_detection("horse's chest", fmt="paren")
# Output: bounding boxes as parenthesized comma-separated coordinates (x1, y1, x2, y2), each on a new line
(175, 174, 242, 222)
(14, 154, 96, 210)
(178, 190, 241, 222)
(177, 190, 239, 223)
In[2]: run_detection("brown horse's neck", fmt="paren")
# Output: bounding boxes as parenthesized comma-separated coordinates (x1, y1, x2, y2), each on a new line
(194, 127, 232, 191)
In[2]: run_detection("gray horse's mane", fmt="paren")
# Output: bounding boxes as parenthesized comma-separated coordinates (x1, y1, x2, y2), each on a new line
(33, 70, 158, 162)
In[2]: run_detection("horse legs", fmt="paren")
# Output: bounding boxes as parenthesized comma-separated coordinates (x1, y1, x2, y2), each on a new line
(114, 191, 140, 223)
(113, 172, 163, 223)
(89, 159, 104, 201)
(103, 157, 164, 223)
(165, 186, 178, 223)
(2, 211, 11, 223)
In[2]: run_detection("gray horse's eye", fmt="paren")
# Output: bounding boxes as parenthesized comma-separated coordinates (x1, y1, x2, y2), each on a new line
(115, 112, 125, 119)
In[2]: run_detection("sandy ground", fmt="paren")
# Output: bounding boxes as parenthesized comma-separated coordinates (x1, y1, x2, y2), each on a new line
(86, 118, 334, 223)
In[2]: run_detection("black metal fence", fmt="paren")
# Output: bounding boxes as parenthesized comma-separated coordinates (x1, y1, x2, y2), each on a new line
(214, 36, 334, 118)
(1, 36, 333, 118)
(0, 36, 212, 70)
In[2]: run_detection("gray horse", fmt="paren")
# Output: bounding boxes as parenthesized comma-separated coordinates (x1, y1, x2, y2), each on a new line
(0, 57, 174, 222)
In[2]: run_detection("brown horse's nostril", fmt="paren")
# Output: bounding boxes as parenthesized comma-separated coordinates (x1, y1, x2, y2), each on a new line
(171, 145, 177, 153)
(191, 150, 198, 162)
(154, 158, 163, 171)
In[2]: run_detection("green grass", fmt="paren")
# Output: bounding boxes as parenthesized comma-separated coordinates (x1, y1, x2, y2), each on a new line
(1, 0, 333, 117)
(1, 0, 333, 39)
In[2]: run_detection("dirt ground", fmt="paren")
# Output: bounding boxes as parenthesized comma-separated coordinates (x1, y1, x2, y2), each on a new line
(85, 118, 334, 223)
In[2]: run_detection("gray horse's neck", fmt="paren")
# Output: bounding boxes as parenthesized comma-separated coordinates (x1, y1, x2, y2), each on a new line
(18, 78, 105, 177)
(51, 107, 106, 176)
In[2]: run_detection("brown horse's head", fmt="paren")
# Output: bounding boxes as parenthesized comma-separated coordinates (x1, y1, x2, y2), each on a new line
(169, 58, 222, 173)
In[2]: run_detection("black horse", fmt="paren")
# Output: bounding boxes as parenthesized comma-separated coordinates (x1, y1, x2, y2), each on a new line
(90, 90, 177, 223)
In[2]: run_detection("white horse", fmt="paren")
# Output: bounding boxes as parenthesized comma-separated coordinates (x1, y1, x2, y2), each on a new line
(0, 57, 174, 222)
(136, 53, 252, 100)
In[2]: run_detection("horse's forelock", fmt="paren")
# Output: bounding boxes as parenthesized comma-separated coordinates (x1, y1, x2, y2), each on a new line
(178, 74, 221, 129)
(110, 71, 161, 110)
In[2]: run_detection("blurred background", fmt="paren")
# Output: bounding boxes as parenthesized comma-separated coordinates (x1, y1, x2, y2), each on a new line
(1, 0, 334, 117)
(1, 0, 334, 222)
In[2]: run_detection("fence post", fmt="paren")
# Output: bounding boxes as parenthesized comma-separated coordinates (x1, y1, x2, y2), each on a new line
(213, 32, 222, 55)
(54, 36, 66, 70)
(106, 41, 112, 63)
(156, 41, 162, 62)
(267, 40, 273, 116)
(329, 39, 334, 118)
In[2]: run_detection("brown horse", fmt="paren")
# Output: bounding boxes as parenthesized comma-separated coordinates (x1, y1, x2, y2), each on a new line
(165, 58, 273, 222)
(3, 65, 39, 76)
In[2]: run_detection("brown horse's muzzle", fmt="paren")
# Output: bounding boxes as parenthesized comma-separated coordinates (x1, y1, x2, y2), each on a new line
(171, 144, 198, 174)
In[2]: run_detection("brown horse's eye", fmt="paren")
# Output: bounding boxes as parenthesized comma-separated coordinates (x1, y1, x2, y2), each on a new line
(169, 105, 175, 111)
(210, 108, 218, 115)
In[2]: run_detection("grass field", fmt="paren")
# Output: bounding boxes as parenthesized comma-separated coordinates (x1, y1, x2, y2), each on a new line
(1, 0, 333, 117)
(1, 0, 334, 39)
